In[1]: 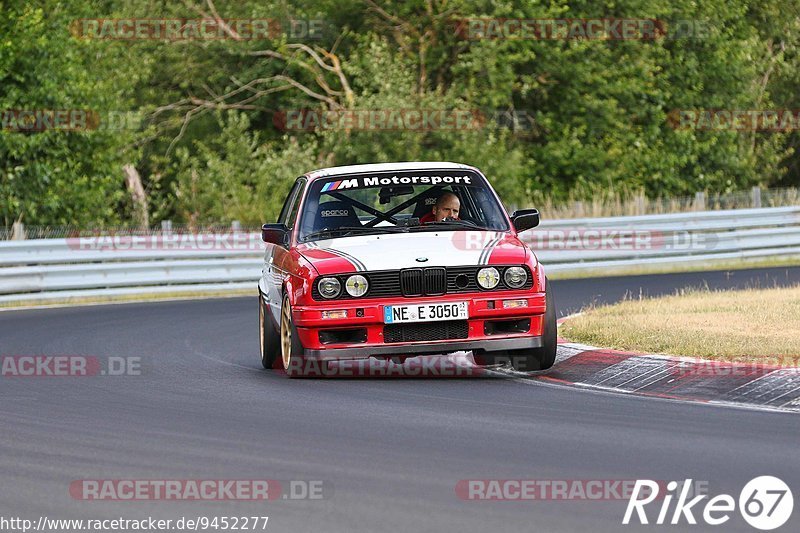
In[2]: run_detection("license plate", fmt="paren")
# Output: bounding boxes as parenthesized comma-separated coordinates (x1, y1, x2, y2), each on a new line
(383, 302, 469, 324)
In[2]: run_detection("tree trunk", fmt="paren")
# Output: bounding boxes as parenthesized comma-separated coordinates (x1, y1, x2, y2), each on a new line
(123, 164, 149, 230)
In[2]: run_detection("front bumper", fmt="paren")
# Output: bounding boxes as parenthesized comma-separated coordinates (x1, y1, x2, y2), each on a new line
(303, 335, 542, 359)
(293, 291, 547, 360)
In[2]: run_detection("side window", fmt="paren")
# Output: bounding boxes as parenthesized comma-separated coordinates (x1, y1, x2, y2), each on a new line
(278, 178, 305, 226)
(286, 183, 304, 229)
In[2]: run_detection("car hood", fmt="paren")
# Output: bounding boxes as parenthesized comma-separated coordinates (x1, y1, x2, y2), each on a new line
(297, 230, 529, 274)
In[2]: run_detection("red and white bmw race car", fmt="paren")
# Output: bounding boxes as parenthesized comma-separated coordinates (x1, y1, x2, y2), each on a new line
(257, 162, 556, 377)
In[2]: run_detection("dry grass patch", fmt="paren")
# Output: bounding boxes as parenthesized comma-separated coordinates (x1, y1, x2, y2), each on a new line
(560, 285, 800, 363)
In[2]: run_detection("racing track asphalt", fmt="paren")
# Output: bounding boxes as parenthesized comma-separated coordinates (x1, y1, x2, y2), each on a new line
(2, 266, 800, 533)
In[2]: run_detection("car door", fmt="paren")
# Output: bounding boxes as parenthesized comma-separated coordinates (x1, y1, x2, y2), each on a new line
(263, 178, 306, 324)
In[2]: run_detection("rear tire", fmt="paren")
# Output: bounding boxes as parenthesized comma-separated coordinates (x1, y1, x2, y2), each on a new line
(280, 294, 308, 378)
(259, 292, 280, 369)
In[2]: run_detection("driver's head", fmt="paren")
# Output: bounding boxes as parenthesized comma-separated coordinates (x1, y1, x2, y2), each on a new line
(432, 192, 460, 222)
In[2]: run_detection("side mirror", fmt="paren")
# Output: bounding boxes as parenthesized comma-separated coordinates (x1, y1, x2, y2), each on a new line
(510, 208, 540, 233)
(261, 223, 289, 246)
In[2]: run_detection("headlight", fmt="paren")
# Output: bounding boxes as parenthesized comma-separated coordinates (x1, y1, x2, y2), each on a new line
(318, 277, 341, 299)
(345, 274, 369, 297)
(477, 267, 500, 289)
(504, 266, 527, 289)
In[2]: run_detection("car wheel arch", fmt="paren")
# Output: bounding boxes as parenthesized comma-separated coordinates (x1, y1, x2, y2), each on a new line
(281, 280, 296, 309)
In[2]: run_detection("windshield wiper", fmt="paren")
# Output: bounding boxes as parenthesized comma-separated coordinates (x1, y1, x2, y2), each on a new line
(302, 226, 408, 242)
(410, 219, 492, 231)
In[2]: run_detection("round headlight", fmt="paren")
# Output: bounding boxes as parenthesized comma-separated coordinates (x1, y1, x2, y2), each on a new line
(504, 266, 527, 289)
(477, 267, 500, 289)
(345, 274, 369, 297)
(318, 277, 341, 299)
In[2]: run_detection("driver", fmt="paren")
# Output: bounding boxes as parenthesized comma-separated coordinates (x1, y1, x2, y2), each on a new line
(419, 192, 460, 224)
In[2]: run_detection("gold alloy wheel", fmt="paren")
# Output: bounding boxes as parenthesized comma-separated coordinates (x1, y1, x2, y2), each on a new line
(281, 299, 292, 370)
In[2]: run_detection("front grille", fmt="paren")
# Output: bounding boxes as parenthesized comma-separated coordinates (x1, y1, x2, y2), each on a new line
(400, 269, 424, 296)
(384, 320, 469, 343)
(311, 265, 533, 300)
(424, 267, 446, 296)
(400, 268, 446, 296)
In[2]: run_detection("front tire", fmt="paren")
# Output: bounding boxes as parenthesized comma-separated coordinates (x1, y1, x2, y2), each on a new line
(510, 279, 557, 371)
(474, 278, 557, 372)
(280, 294, 308, 378)
(258, 291, 280, 369)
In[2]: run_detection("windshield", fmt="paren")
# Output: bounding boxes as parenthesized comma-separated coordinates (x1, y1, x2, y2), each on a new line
(297, 169, 509, 242)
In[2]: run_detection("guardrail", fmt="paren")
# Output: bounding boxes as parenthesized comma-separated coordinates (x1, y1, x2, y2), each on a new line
(526, 205, 800, 272)
(1, 206, 799, 304)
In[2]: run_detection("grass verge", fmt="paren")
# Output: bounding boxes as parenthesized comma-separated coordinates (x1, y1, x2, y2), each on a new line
(547, 255, 800, 280)
(560, 284, 800, 363)
(0, 288, 253, 311)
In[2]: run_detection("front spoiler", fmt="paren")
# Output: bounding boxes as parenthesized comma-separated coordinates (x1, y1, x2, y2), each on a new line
(302, 335, 542, 360)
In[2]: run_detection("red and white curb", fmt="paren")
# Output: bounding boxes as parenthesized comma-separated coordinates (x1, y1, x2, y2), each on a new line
(495, 316, 800, 413)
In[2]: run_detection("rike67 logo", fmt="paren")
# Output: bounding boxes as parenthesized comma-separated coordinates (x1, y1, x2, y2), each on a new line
(624, 476, 794, 530)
